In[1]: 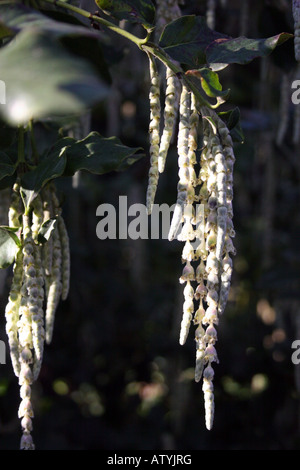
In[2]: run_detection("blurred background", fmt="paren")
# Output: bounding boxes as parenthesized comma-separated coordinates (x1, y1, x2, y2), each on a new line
(1, 0, 300, 450)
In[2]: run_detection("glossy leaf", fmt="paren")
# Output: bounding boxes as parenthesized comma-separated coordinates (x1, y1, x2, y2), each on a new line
(64, 131, 144, 176)
(95, 0, 155, 30)
(0, 29, 109, 125)
(0, 226, 21, 269)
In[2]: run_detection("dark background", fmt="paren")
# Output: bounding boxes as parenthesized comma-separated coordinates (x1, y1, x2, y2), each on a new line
(1, 0, 300, 450)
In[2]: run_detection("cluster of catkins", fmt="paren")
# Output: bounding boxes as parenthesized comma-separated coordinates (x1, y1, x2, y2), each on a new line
(146, 57, 236, 430)
(4, 181, 70, 450)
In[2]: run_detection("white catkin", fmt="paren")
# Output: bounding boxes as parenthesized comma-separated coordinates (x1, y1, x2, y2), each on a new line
(31, 243, 45, 381)
(203, 365, 215, 430)
(45, 226, 62, 344)
(9, 182, 22, 229)
(31, 195, 43, 242)
(168, 85, 191, 241)
(179, 280, 194, 346)
(18, 214, 36, 450)
(158, 67, 178, 173)
(5, 248, 23, 377)
(146, 54, 161, 215)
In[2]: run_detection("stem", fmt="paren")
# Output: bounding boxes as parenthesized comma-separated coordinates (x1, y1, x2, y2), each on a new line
(41, 0, 150, 48)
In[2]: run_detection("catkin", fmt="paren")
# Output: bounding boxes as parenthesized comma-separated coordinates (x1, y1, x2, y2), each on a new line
(18, 213, 36, 450)
(3, 179, 71, 449)
(167, 95, 236, 430)
(168, 85, 192, 241)
(158, 67, 178, 174)
(5, 247, 23, 377)
(146, 54, 161, 214)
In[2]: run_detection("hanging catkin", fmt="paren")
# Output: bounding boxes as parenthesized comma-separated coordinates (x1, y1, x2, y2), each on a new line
(3, 179, 71, 449)
(166, 92, 236, 430)
(146, 53, 161, 214)
(168, 84, 192, 241)
(158, 67, 178, 174)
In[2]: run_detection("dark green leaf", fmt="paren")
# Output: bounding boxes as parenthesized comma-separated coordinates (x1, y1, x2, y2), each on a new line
(0, 151, 16, 181)
(159, 15, 228, 67)
(37, 217, 57, 244)
(20, 139, 70, 209)
(0, 29, 109, 125)
(64, 131, 144, 176)
(218, 108, 245, 143)
(206, 33, 293, 71)
(0, 226, 20, 269)
(96, 0, 155, 30)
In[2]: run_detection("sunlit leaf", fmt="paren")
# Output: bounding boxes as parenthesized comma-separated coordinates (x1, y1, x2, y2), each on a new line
(0, 29, 109, 125)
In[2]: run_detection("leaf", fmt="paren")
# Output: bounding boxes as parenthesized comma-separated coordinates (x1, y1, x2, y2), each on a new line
(206, 33, 293, 71)
(20, 138, 71, 209)
(185, 68, 230, 99)
(37, 217, 57, 244)
(63, 131, 144, 176)
(0, 29, 109, 125)
(0, 226, 21, 269)
(218, 108, 245, 144)
(95, 0, 155, 30)
(0, 151, 16, 181)
(0, 3, 100, 40)
(159, 15, 292, 71)
(0, 3, 111, 85)
(159, 15, 228, 68)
